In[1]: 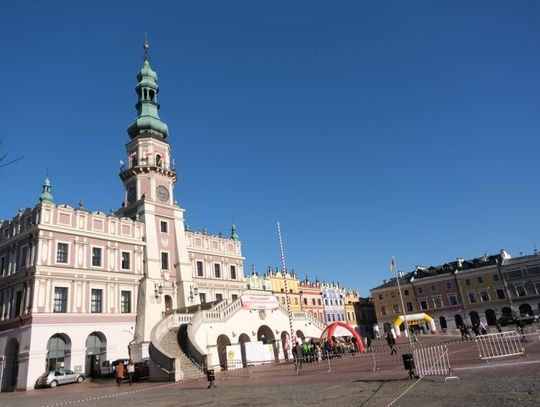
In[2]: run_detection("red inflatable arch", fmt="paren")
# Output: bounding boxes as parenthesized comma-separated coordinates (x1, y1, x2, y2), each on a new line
(320, 321, 365, 353)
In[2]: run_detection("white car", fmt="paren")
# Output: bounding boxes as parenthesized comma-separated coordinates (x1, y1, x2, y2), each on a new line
(36, 369, 85, 388)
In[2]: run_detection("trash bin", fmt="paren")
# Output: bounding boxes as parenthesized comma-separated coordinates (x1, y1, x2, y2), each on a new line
(206, 369, 216, 388)
(402, 354, 415, 371)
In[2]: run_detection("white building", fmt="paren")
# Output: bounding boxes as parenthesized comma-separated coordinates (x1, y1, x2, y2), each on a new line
(0, 46, 324, 391)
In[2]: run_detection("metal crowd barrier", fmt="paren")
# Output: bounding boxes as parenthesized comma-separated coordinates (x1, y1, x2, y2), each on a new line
(412, 344, 458, 382)
(475, 330, 525, 360)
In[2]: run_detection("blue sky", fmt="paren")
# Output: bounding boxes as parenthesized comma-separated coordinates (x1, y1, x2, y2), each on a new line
(2, 1, 540, 295)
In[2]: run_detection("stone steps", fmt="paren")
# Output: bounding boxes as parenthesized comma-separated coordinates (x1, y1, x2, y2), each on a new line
(156, 329, 205, 380)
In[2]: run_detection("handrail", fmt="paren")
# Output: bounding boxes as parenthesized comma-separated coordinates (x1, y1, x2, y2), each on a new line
(179, 323, 207, 370)
(149, 311, 195, 375)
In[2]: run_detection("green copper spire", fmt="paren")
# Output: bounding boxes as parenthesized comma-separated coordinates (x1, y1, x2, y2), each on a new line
(39, 177, 54, 205)
(230, 224, 239, 240)
(127, 40, 169, 139)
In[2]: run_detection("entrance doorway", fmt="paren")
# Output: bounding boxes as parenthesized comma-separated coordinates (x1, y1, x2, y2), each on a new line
(1, 339, 19, 392)
(85, 332, 106, 377)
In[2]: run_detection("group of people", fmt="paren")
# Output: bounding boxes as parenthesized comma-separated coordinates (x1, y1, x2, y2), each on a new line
(459, 321, 489, 341)
(114, 360, 135, 386)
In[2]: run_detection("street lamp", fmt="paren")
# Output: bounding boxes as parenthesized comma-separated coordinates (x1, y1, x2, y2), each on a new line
(154, 281, 163, 298)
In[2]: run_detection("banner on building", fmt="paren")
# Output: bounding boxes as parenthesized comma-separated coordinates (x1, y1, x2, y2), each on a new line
(241, 294, 279, 310)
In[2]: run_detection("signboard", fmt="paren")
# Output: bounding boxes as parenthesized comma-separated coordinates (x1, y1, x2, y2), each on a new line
(226, 344, 243, 370)
(241, 294, 279, 310)
(244, 341, 275, 365)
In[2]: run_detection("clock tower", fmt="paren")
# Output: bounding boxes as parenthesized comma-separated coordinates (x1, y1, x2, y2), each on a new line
(119, 42, 198, 359)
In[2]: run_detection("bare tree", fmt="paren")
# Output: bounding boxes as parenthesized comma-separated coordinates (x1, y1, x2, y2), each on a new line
(0, 138, 23, 168)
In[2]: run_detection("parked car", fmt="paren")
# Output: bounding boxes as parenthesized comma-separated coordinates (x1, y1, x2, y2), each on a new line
(100, 358, 130, 377)
(133, 359, 149, 380)
(36, 369, 85, 388)
(497, 315, 517, 326)
(518, 314, 537, 325)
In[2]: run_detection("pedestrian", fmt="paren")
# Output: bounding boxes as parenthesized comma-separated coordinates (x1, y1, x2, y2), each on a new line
(386, 331, 397, 355)
(127, 360, 135, 385)
(115, 362, 125, 386)
(479, 321, 488, 335)
(293, 342, 303, 369)
(472, 322, 480, 337)
(412, 332, 420, 343)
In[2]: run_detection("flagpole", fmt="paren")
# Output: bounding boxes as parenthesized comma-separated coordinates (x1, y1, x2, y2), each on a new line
(277, 222, 296, 349)
(392, 257, 414, 350)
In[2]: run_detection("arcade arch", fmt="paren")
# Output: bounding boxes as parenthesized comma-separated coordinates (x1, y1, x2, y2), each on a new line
(47, 334, 71, 371)
(485, 309, 497, 325)
(238, 333, 250, 367)
(216, 334, 231, 370)
(85, 332, 106, 377)
(1, 338, 19, 392)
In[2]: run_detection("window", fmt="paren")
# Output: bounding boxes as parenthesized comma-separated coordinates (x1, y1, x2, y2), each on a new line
(480, 290, 489, 302)
(121, 252, 130, 270)
(294, 298, 298, 305)
(57, 243, 68, 263)
(160, 221, 168, 233)
(311, 298, 316, 305)
(417, 287, 424, 294)
(13, 291, 22, 317)
(406, 302, 413, 312)
(404, 289, 409, 296)
(230, 265, 236, 280)
(446, 282, 452, 289)
(468, 292, 477, 303)
(18, 246, 28, 268)
(199, 293, 207, 303)
(378, 294, 383, 300)
(391, 292, 395, 298)
(121, 291, 131, 313)
(431, 284, 437, 292)
(515, 285, 527, 297)
(535, 282, 540, 295)
(392, 304, 399, 314)
(0, 256, 5, 276)
(53, 287, 68, 313)
(304, 298, 308, 305)
(448, 295, 458, 305)
(196, 261, 204, 277)
(161, 252, 169, 270)
(420, 300, 428, 310)
(433, 297, 443, 308)
(216, 293, 223, 301)
(232, 294, 238, 301)
(464, 279, 471, 286)
(317, 299, 322, 306)
(381, 306, 387, 316)
(506, 269, 523, 279)
(92, 247, 102, 267)
(477, 276, 484, 284)
(91, 289, 102, 313)
(496, 289, 506, 299)
(492, 274, 500, 282)
(214, 264, 221, 278)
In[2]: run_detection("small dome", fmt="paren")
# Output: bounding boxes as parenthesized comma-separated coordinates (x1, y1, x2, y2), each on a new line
(137, 60, 158, 83)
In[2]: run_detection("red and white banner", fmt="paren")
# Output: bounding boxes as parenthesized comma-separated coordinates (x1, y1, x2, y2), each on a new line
(241, 295, 279, 310)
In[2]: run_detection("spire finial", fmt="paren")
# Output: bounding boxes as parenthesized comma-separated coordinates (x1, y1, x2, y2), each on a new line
(143, 33, 150, 60)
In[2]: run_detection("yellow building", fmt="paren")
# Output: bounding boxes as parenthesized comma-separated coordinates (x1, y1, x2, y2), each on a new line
(344, 290, 360, 327)
(266, 268, 302, 312)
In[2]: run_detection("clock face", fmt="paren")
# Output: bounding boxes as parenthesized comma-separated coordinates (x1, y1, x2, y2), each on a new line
(156, 185, 170, 202)
(127, 187, 136, 204)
